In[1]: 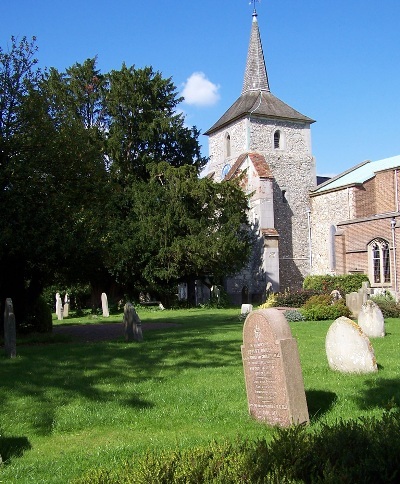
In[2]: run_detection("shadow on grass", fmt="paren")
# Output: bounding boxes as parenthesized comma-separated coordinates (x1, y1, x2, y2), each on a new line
(1, 312, 243, 436)
(306, 389, 337, 421)
(355, 377, 400, 410)
(0, 436, 31, 462)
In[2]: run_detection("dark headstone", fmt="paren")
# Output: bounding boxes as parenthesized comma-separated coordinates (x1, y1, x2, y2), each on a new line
(241, 308, 309, 426)
(4, 298, 16, 358)
(123, 302, 143, 342)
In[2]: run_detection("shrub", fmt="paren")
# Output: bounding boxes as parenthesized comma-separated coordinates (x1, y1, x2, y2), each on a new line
(300, 295, 351, 321)
(370, 294, 400, 318)
(258, 293, 278, 309)
(303, 274, 369, 294)
(275, 289, 321, 307)
(19, 296, 53, 333)
(75, 411, 400, 484)
(284, 309, 305, 322)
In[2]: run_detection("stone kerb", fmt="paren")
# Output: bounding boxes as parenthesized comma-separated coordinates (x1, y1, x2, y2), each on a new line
(325, 316, 378, 373)
(241, 308, 309, 427)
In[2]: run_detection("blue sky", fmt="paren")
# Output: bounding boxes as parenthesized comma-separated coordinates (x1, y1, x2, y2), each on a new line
(2, 0, 400, 177)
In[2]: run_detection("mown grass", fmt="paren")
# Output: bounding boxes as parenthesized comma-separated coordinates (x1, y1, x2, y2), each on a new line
(1, 308, 400, 483)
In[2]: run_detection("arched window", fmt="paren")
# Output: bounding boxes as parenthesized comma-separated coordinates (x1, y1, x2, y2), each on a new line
(369, 239, 391, 284)
(225, 133, 231, 158)
(274, 130, 281, 149)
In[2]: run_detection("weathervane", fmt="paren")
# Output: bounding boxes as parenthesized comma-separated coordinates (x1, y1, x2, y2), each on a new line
(249, 0, 261, 14)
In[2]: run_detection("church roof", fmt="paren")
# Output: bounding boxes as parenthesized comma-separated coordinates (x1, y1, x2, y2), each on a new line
(205, 10, 314, 136)
(312, 155, 400, 194)
(224, 152, 273, 180)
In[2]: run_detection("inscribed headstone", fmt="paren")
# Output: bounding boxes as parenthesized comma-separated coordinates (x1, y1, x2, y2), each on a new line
(55, 293, 63, 320)
(123, 302, 143, 342)
(101, 292, 109, 317)
(4, 298, 16, 358)
(241, 309, 309, 427)
(358, 300, 385, 338)
(325, 316, 378, 373)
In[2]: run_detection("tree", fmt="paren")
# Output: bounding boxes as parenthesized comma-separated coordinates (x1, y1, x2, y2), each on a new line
(0, 41, 109, 328)
(105, 162, 253, 300)
(105, 64, 207, 182)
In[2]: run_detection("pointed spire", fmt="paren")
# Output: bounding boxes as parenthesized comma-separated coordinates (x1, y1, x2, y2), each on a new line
(242, 10, 270, 94)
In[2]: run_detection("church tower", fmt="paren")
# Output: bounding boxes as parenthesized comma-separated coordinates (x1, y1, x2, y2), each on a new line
(205, 8, 316, 304)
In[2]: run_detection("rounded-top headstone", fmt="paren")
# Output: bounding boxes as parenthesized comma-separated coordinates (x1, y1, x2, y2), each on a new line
(325, 316, 378, 373)
(358, 300, 385, 338)
(241, 309, 309, 427)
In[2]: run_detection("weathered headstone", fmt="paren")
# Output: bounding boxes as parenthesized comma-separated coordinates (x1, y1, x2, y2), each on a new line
(4, 298, 16, 358)
(63, 293, 70, 318)
(325, 316, 378, 373)
(101, 292, 109, 318)
(241, 309, 309, 427)
(358, 300, 385, 338)
(55, 292, 63, 320)
(241, 304, 253, 315)
(345, 281, 370, 318)
(123, 302, 143, 342)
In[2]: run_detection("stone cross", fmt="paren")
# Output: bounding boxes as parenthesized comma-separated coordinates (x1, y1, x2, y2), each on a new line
(123, 302, 143, 342)
(55, 292, 63, 320)
(4, 298, 16, 358)
(101, 292, 109, 317)
(241, 308, 309, 426)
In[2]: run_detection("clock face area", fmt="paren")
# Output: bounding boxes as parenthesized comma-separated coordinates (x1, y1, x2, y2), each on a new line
(221, 164, 231, 179)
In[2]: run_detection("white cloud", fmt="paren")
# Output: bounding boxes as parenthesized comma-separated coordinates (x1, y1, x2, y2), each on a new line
(181, 72, 220, 107)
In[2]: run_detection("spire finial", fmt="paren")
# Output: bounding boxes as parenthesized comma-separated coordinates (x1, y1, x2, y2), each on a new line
(249, 0, 260, 17)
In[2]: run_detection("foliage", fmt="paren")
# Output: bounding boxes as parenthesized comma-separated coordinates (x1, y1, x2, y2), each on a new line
(105, 162, 253, 294)
(300, 296, 351, 321)
(258, 294, 278, 308)
(284, 309, 305, 322)
(371, 293, 400, 318)
(105, 64, 207, 182)
(275, 289, 321, 307)
(17, 296, 52, 334)
(303, 274, 369, 295)
(74, 411, 400, 484)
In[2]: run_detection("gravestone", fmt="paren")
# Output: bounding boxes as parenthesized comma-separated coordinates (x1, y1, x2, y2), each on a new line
(241, 304, 253, 315)
(241, 309, 309, 427)
(101, 292, 109, 317)
(55, 292, 63, 320)
(325, 316, 378, 373)
(123, 302, 143, 342)
(345, 281, 370, 318)
(358, 300, 385, 338)
(63, 293, 70, 318)
(4, 298, 16, 358)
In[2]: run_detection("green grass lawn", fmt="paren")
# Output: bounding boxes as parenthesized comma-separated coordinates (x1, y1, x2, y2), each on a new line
(1, 308, 400, 483)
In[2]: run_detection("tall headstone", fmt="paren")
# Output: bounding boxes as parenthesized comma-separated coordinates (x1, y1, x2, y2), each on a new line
(101, 292, 109, 318)
(63, 293, 70, 318)
(55, 292, 63, 320)
(358, 300, 385, 338)
(123, 302, 143, 342)
(241, 309, 309, 427)
(4, 298, 16, 358)
(326, 316, 378, 373)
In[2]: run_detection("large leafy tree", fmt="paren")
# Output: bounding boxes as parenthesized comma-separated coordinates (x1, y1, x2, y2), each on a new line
(105, 64, 207, 182)
(0, 41, 108, 326)
(106, 162, 253, 299)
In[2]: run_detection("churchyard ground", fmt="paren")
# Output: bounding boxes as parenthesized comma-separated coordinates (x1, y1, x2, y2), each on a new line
(1, 308, 400, 482)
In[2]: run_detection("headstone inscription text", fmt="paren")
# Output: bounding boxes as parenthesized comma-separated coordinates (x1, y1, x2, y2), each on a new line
(241, 309, 309, 427)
